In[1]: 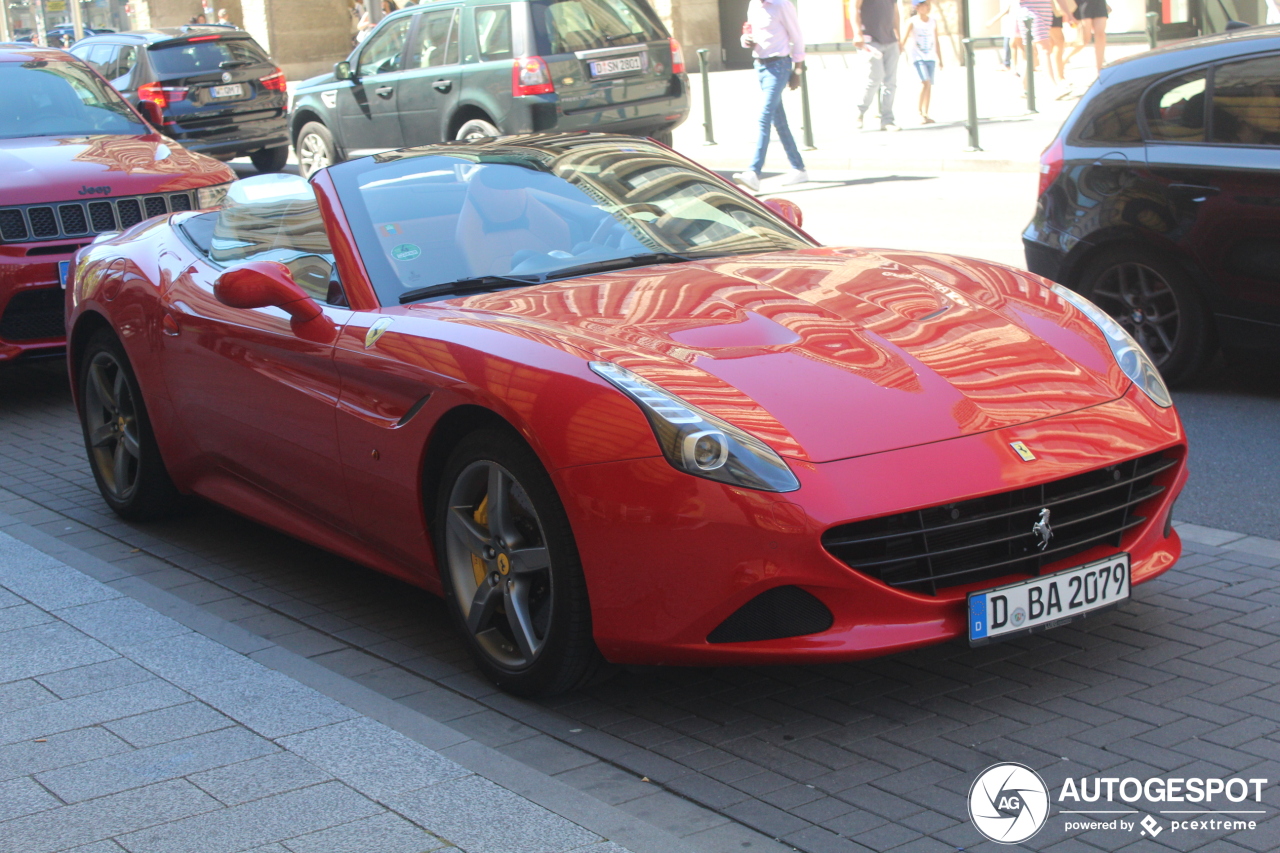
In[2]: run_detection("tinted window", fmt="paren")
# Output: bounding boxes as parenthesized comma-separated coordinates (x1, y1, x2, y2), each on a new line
(1211, 54, 1280, 146)
(1146, 71, 1206, 142)
(148, 38, 270, 75)
(358, 16, 412, 76)
(531, 0, 664, 54)
(1074, 79, 1143, 143)
(475, 5, 513, 61)
(410, 8, 461, 68)
(114, 46, 138, 88)
(0, 60, 147, 138)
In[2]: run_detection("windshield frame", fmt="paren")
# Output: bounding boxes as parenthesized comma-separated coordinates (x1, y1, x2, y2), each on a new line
(0, 57, 148, 140)
(328, 139, 817, 308)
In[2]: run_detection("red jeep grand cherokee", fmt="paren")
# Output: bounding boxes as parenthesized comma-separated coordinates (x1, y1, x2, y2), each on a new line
(0, 45, 233, 362)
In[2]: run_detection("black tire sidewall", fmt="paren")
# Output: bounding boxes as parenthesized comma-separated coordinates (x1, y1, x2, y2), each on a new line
(1076, 245, 1213, 386)
(433, 428, 596, 696)
(250, 145, 290, 173)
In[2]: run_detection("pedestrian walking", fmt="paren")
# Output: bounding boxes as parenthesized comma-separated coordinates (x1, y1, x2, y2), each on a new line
(854, 0, 901, 131)
(1020, 0, 1063, 90)
(987, 0, 1024, 73)
(215, 7, 235, 26)
(732, 0, 808, 192)
(901, 0, 941, 124)
(1074, 0, 1109, 72)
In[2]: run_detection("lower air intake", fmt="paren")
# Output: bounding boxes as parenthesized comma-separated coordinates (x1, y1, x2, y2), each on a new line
(707, 586, 833, 644)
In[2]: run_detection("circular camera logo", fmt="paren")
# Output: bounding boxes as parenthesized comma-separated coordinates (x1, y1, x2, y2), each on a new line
(968, 762, 1050, 844)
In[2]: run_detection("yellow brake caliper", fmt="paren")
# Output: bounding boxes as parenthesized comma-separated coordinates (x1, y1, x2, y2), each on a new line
(470, 495, 490, 586)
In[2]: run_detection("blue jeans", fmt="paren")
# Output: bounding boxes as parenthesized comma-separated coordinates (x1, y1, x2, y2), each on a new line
(749, 57, 805, 175)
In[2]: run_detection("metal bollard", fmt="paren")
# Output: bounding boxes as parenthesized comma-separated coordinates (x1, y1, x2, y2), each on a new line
(697, 49, 716, 146)
(1024, 18, 1037, 114)
(1146, 12, 1159, 50)
(963, 39, 981, 151)
(800, 62, 816, 150)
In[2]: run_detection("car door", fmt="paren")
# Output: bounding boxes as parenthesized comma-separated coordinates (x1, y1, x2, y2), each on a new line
(337, 15, 414, 153)
(157, 189, 356, 532)
(1144, 53, 1280, 338)
(396, 6, 463, 145)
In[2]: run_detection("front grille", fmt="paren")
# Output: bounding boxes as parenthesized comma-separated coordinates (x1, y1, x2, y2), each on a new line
(0, 192, 195, 245)
(822, 450, 1180, 595)
(0, 288, 65, 342)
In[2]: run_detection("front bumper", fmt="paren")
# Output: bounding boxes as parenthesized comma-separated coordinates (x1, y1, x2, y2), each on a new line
(0, 244, 79, 360)
(560, 385, 1185, 665)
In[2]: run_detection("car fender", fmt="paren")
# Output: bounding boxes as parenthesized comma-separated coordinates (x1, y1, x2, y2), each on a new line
(290, 103, 347, 159)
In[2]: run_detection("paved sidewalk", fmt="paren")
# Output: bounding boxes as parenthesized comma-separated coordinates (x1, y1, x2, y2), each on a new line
(0, 528, 674, 853)
(672, 42, 1149, 176)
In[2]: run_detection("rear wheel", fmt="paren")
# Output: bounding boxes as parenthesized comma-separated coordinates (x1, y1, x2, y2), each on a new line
(1075, 245, 1212, 386)
(78, 329, 183, 521)
(250, 144, 290, 173)
(455, 117, 500, 141)
(434, 428, 598, 696)
(296, 122, 338, 177)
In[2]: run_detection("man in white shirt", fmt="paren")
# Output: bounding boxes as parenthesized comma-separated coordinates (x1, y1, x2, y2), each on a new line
(732, 0, 809, 191)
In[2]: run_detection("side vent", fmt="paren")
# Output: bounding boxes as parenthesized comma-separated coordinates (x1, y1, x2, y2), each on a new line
(707, 586, 833, 644)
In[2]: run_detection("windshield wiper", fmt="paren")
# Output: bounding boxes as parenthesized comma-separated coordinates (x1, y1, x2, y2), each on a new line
(539, 252, 698, 281)
(398, 274, 541, 304)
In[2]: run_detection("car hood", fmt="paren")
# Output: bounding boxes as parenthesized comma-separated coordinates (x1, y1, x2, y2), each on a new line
(295, 71, 336, 92)
(422, 248, 1129, 463)
(0, 134, 233, 206)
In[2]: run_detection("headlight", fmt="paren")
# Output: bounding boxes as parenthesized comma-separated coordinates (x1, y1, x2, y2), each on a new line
(1051, 283, 1172, 408)
(196, 182, 232, 209)
(589, 362, 800, 493)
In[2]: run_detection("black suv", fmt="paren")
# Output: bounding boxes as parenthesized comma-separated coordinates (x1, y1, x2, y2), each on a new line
(70, 26, 291, 171)
(1024, 27, 1280, 384)
(288, 0, 688, 176)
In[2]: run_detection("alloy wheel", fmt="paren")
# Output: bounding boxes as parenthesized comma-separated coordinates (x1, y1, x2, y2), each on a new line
(298, 133, 331, 177)
(83, 351, 141, 502)
(444, 460, 554, 669)
(1090, 261, 1181, 367)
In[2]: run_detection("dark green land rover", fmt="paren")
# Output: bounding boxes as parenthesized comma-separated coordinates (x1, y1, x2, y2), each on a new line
(288, 0, 689, 175)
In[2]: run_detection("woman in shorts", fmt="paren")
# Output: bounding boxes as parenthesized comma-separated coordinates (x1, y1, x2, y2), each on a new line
(1075, 0, 1109, 72)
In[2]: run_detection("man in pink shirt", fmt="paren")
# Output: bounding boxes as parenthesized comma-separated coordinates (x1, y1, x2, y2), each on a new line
(733, 0, 809, 191)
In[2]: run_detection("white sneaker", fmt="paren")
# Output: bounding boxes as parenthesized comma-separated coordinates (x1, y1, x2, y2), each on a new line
(883, 123, 901, 132)
(779, 169, 808, 186)
(732, 170, 761, 191)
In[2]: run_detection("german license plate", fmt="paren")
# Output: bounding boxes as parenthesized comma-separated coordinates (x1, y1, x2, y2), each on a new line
(58, 260, 70, 289)
(589, 55, 643, 77)
(211, 83, 244, 99)
(968, 553, 1130, 645)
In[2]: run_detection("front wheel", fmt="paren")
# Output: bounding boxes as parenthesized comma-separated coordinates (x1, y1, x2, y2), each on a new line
(1075, 246, 1213, 386)
(295, 122, 338, 177)
(455, 117, 500, 141)
(78, 330, 184, 521)
(249, 144, 290, 173)
(434, 428, 598, 696)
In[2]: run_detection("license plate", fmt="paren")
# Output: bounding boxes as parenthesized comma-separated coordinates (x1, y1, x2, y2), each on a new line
(211, 83, 245, 99)
(589, 55, 643, 77)
(968, 554, 1130, 645)
(58, 260, 70, 290)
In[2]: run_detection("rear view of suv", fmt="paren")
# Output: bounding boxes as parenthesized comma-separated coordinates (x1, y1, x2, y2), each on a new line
(288, 0, 688, 176)
(71, 27, 291, 171)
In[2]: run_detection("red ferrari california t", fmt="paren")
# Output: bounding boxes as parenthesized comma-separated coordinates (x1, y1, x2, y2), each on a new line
(1, 44, 233, 362)
(67, 134, 1187, 696)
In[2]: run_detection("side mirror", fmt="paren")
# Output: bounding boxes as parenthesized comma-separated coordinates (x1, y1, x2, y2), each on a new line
(214, 260, 336, 343)
(334, 60, 354, 81)
(763, 198, 804, 229)
(136, 99, 164, 129)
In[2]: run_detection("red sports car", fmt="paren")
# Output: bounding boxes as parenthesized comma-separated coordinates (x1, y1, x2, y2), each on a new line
(67, 134, 1187, 696)
(0, 44, 233, 362)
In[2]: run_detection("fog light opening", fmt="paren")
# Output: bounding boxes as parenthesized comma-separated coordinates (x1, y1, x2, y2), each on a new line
(684, 430, 728, 471)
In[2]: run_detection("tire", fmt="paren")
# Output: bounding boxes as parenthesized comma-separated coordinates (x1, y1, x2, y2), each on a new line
(249, 144, 290, 173)
(295, 121, 338, 178)
(78, 329, 184, 521)
(1074, 245, 1213, 386)
(650, 128, 673, 146)
(455, 117, 500, 141)
(434, 427, 599, 696)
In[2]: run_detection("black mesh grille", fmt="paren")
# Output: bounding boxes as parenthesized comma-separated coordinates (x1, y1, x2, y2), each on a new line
(58, 204, 88, 235)
(29, 207, 57, 238)
(169, 193, 192, 211)
(144, 196, 167, 218)
(0, 287, 64, 341)
(0, 209, 27, 241)
(88, 201, 117, 232)
(708, 586, 834, 644)
(822, 451, 1180, 595)
(117, 199, 143, 229)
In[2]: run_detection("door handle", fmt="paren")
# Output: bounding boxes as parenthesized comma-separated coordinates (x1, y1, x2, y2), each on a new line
(432, 79, 452, 93)
(375, 85, 395, 99)
(1168, 183, 1220, 201)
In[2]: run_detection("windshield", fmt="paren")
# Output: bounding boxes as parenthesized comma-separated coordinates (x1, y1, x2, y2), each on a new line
(530, 0, 666, 53)
(0, 60, 147, 139)
(331, 138, 811, 306)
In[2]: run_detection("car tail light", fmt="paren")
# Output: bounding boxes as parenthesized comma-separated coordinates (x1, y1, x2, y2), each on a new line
(512, 56, 554, 96)
(669, 38, 685, 74)
(137, 82, 187, 109)
(261, 68, 287, 92)
(186, 34, 222, 41)
(1039, 136, 1064, 197)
